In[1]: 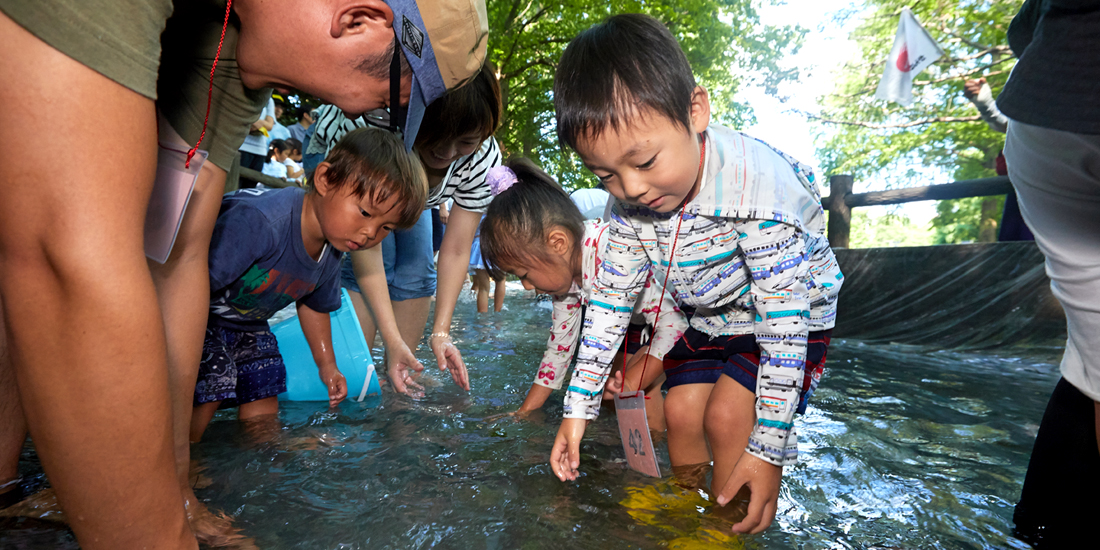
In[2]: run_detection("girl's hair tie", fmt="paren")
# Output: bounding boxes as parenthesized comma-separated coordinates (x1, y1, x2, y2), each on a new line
(486, 165, 518, 196)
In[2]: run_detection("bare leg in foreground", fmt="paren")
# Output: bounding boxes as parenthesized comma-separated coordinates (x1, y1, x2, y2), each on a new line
(0, 299, 27, 505)
(151, 117, 249, 545)
(0, 14, 193, 549)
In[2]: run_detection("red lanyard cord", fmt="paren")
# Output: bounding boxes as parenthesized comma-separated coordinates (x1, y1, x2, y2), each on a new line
(629, 133, 706, 396)
(185, 0, 234, 168)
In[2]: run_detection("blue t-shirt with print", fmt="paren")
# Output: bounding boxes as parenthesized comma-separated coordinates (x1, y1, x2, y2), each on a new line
(208, 187, 342, 331)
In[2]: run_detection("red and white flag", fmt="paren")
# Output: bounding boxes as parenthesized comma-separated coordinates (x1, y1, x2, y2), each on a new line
(875, 7, 944, 106)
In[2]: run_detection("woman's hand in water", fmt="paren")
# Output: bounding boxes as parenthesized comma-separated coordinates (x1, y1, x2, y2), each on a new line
(430, 333, 470, 391)
(387, 342, 425, 397)
(718, 453, 782, 534)
(550, 418, 588, 481)
(318, 364, 348, 408)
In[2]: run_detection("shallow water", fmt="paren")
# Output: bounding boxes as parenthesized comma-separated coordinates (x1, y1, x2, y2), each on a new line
(2, 284, 1061, 549)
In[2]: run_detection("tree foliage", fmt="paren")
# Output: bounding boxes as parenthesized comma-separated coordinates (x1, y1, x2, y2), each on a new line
(487, 0, 804, 189)
(814, 0, 1019, 241)
(847, 209, 935, 248)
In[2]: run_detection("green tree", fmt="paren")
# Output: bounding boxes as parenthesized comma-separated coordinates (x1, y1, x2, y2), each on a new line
(847, 209, 935, 248)
(487, 0, 805, 189)
(813, 0, 1019, 242)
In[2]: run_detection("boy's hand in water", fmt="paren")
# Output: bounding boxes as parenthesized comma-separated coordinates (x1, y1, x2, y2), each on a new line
(387, 342, 425, 396)
(718, 453, 782, 534)
(430, 334, 470, 391)
(550, 418, 588, 481)
(319, 365, 348, 407)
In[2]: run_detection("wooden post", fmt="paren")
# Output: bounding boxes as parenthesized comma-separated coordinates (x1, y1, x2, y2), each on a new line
(827, 175, 853, 248)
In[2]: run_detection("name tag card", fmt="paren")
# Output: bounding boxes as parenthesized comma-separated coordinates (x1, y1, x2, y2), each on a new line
(145, 145, 206, 264)
(615, 390, 661, 478)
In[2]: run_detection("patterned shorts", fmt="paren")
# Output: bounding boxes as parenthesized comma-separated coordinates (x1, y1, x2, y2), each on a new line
(193, 325, 287, 407)
(661, 328, 832, 415)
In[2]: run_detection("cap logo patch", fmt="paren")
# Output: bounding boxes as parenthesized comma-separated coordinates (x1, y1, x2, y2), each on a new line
(401, 15, 424, 59)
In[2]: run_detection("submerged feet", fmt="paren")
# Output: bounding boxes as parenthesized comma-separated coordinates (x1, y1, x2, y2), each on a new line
(0, 477, 21, 510)
(0, 483, 256, 549)
(0, 487, 65, 522)
(185, 495, 257, 549)
(184, 481, 258, 549)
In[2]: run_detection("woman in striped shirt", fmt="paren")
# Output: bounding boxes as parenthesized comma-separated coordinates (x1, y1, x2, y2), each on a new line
(327, 64, 503, 394)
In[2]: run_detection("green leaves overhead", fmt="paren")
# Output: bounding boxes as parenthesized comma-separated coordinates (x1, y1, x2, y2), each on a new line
(816, 0, 1017, 183)
(488, 0, 804, 189)
(814, 0, 1020, 244)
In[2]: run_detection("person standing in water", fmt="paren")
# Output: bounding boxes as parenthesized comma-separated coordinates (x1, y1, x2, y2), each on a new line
(548, 14, 842, 535)
(0, 0, 488, 546)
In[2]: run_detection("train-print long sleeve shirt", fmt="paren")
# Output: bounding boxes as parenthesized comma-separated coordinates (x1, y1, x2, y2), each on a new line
(536, 220, 687, 390)
(563, 126, 843, 467)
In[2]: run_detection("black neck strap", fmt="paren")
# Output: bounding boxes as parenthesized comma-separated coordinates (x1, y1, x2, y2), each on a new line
(389, 35, 407, 136)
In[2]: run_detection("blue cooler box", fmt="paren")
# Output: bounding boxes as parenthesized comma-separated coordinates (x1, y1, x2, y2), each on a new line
(272, 289, 382, 402)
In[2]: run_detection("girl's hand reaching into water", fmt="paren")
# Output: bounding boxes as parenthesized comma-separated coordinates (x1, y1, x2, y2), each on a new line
(550, 418, 588, 481)
(387, 342, 425, 397)
(718, 453, 783, 534)
(430, 333, 470, 391)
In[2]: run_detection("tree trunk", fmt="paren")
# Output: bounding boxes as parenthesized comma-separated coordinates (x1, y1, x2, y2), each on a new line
(979, 196, 1000, 242)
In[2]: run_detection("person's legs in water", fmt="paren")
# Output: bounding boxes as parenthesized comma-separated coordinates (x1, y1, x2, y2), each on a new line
(665, 384, 713, 467)
(149, 114, 242, 542)
(1013, 378, 1100, 547)
(704, 375, 757, 496)
(492, 274, 506, 312)
(1006, 121, 1100, 545)
(473, 269, 491, 313)
(385, 211, 435, 355)
(0, 14, 193, 548)
(0, 301, 27, 509)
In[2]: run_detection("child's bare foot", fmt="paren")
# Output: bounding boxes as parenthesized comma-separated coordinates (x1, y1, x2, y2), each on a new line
(189, 462, 214, 490)
(185, 492, 258, 549)
(0, 487, 66, 522)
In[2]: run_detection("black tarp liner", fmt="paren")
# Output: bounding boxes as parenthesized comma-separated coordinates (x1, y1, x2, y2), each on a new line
(832, 242, 1066, 350)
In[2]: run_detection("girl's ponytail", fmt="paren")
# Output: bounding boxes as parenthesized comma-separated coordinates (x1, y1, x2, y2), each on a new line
(267, 139, 288, 163)
(480, 158, 585, 279)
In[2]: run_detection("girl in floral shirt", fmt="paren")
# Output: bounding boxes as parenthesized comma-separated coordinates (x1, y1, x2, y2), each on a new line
(479, 160, 687, 434)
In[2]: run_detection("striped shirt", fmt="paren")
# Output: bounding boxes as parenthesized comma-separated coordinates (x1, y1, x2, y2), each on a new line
(305, 105, 500, 212)
(564, 126, 844, 467)
(424, 137, 499, 211)
(537, 220, 687, 390)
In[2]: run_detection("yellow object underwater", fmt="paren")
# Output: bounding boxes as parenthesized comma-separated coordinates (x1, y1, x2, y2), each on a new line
(620, 478, 750, 549)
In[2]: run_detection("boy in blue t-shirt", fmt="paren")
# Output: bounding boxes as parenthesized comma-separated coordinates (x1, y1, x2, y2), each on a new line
(190, 128, 427, 441)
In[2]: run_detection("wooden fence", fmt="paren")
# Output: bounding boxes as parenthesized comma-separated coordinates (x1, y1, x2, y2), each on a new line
(238, 165, 1014, 250)
(822, 175, 1013, 248)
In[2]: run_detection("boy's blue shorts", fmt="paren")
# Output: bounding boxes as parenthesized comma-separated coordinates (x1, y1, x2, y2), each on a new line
(193, 325, 287, 408)
(661, 327, 832, 415)
(340, 209, 436, 301)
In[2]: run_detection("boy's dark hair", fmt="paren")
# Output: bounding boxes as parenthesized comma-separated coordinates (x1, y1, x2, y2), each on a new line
(480, 158, 585, 280)
(554, 13, 697, 151)
(296, 106, 312, 121)
(414, 62, 501, 153)
(322, 127, 427, 229)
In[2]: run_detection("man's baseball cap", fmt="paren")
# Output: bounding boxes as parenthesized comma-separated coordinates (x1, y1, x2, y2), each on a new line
(385, 0, 489, 150)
